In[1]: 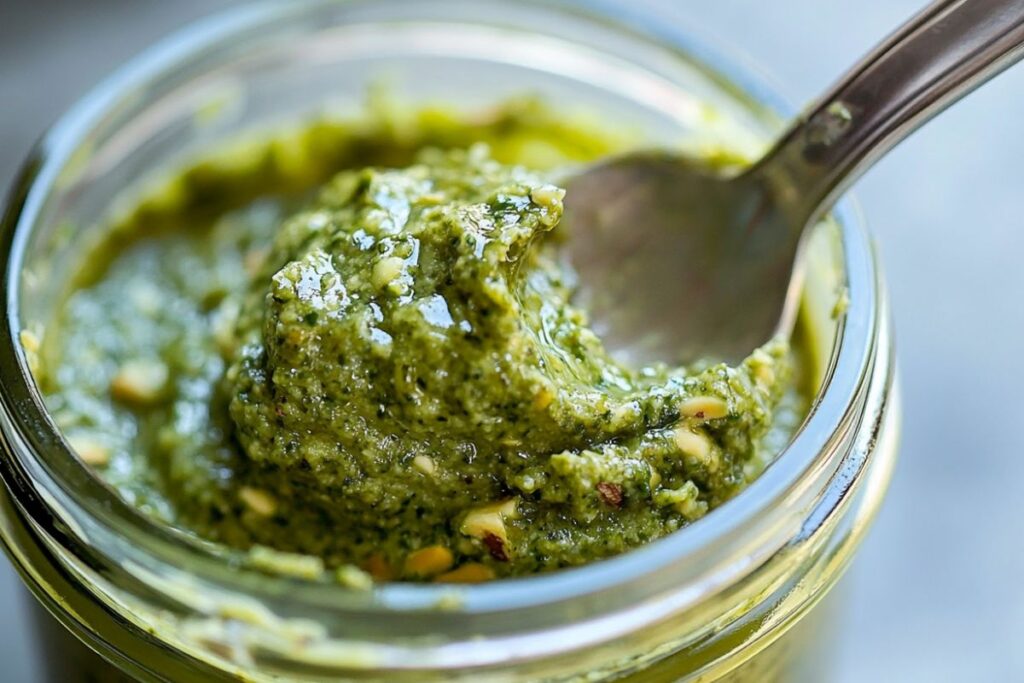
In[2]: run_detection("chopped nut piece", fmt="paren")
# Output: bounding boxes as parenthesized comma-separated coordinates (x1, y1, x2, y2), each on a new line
(239, 487, 277, 516)
(674, 427, 712, 461)
(435, 563, 496, 584)
(530, 184, 566, 208)
(460, 499, 518, 561)
(361, 553, 395, 582)
(595, 482, 624, 508)
(412, 455, 436, 476)
(110, 360, 168, 405)
(335, 565, 374, 590)
(68, 435, 110, 467)
(371, 256, 406, 291)
(680, 396, 729, 421)
(216, 600, 278, 627)
(248, 546, 324, 579)
(404, 545, 454, 578)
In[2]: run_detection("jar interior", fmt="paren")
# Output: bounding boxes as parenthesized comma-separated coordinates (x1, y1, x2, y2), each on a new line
(6, 0, 853, 677)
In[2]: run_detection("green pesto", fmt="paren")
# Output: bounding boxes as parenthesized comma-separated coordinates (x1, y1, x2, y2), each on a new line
(37, 101, 809, 581)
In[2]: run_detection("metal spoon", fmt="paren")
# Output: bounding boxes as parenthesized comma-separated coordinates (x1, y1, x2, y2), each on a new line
(563, 0, 1024, 366)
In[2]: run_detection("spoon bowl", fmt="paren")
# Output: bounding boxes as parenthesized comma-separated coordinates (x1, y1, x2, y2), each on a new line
(562, 0, 1024, 366)
(564, 154, 797, 366)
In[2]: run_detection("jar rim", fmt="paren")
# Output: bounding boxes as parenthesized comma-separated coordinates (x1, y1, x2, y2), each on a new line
(0, 0, 878, 627)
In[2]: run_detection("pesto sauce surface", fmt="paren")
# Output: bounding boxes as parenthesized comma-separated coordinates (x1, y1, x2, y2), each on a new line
(39, 100, 809, 582)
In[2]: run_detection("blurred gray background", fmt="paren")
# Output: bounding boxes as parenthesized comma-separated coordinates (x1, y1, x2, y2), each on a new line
(1, 1, 1020, 681)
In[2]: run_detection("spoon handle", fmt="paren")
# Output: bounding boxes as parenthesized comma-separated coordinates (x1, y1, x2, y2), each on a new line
(758, 0, 1024, 225)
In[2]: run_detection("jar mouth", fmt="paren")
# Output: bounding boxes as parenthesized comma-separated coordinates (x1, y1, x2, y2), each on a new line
(0, 0, 878, 622)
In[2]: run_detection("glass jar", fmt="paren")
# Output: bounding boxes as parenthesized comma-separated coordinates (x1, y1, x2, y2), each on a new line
(0, 1, 898, 681)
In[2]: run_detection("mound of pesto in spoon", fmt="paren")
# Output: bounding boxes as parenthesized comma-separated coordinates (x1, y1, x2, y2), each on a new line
(223, 145, 792, 576)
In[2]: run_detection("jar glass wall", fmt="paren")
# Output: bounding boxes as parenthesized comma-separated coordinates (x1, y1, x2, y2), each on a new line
(0, 1, 898, 680)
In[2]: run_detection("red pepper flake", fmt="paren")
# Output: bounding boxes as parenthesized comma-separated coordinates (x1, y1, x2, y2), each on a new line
(596, 482, 624, 508)
(694, 410, 705, 419)
(482, 532, 509, 561)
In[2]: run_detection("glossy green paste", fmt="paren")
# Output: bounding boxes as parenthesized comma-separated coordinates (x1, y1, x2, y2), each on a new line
(36, 100, 810, 582)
